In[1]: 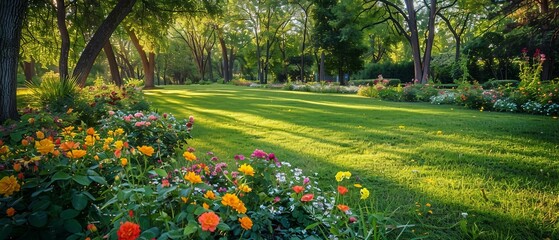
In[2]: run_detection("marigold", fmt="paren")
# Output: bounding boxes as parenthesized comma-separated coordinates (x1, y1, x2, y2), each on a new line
(0, 146, 8, 155)
(183, 151, 197, 161)
(13, 163, 21, 172)
(0, 176, 21, 197)
(121, 158, 128, 167)
(301, 193, 314, 202)
(114, 140, 124, 150)
(60, 141, 79, 152)
(292, 185, 304, 194)
(36, 131, 45, 139)
(337, 185, 348, 195)
(85, 135, 96, 146)
(238, 164, 255, 176)
(239, 183, 252, 193)
(21, 139, 29, 146)
(184, 171, 202, 184)
(203, 202, 210, 209)
(6, 207, 16, 217)
(115, 128, 125, 135)
(337, 204, 350, 212)
(360, 188, 370, 200)
(35, 138, 55, 155)
(117, 221, 140, 240)
(137, 145, 155, 157)
(221, 193, 247, 214)
(67, 149, 87, 159)
(335, 171, 351, 182)
(204, 190, 216, 200)
(86, 127, 96, 136)
(198, 212, 220, 232)
(239, 216, 253, 230)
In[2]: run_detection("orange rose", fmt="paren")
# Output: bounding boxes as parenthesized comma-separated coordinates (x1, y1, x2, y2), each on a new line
(292, 185, 304, 194)
(301, 193, 314, 202)
(239, 216, 253, 230)
(198, 212, 220, 232)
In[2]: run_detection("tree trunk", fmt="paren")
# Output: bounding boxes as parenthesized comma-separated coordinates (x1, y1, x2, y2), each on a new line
(127, 29, 155, 88)
(218, 36, 229, 82)
(421, 0, 436, 83)
(22, 59, 35, 83)
(319, 51, 325, 81)
(1, 0, 27, 122)
(228, 47, 235, 81)
(72, 0, 137, 86)
(103, 41, 122, 86)
(405, 0, 424, 83)
(338, 68, 345, 86)
(56, 0, 70, 81)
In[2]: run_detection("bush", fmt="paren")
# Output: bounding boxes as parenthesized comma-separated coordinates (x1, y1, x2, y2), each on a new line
(482, 80, 519, 89)
(493, 98, 518, 112)
(430, 91, 457, 105)
(378, 86, 403, 101)
(355, 61, 414, 84)
(231, 78, 253, 86)
(28, 72, 80, 114)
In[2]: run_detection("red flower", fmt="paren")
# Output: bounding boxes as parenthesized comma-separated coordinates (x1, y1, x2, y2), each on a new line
(337, 185, 348, 195)
(337, 204, 350, 212)
(117, 221, 140, 240)
(301, 194, 314, 202)
(129, 210, 134, 218)
(292, 185, 304, 194)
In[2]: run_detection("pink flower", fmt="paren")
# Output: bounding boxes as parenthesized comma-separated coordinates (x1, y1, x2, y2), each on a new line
(123, 116, 132, 122)
(108, 110, 115, 116)
(349, 216, 357, 223)
(189, 116, 195, 123)
(148, 115, 158, 121)
(303, 177, 310, 185)
(251, 149, 268, 159)
(301, 194, 314, 202)
(134, 112, 144, 118)
(161, 179, 170, 187)
(163, 113, 168, 119)
(234, 154, 246, 161)
(274, 196, 280, 203)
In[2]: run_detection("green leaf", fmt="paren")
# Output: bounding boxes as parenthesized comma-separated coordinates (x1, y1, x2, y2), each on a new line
(72, 175, 91, 186)
(28, 211, 48, 227)
(63, 219, 82, 233)
(71, 192, 88, 210)
(217, 223, 230, 231)
(193, 206, 207, 215)
(305, 221, 321, 230)
(29, 197, 51, 211)
(152, 168, 168, 177)
(165, 230, 183, 239)
(88, 176, 107, 185)
(183, 222, 198, 235)
(31, 187, 53, 198)
(60, 209, 80, 220)
(141, 227, 160, 239)
(0, 224, 12, 240)
(52, 171, 71, 181)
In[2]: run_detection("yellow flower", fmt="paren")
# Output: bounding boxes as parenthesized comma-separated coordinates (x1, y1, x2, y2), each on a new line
(35, 138, 55, 155)
(238, 164, 255, 176)
(335, 171, 351, 182)
(398, 125, 405, 129)
(28, 118, 35, 124)
(221, 193, 247, 214)
(85, 135, 96, 146)
(94, 155, 100, 161)
(121, 158, 128, 167)
(436, 130, 443, 135)
(0, 146, 9, 155)
(107, 130, 114, 136)
(183, 151, 197, 161)
(353, 183, 362, 188)
(181, 196, 188, 203)
(239, 216, 253, 230)
(360, 188, 370, 200)
(0, 176, 21, 197)
(104, 137, 114, 144)
(114, 140, 124, 151)
(66, 108, 73, 114)
(67, 149, 87, 159)
(36, 131, 45, 139)
(239, 184, 252, 193)
(115, 128, 125, 135)
(184, 171, 202, 184)
(425, 203, 431, 207)
(137, 145, 155, 156)
(204, 190, 216, 200)
(202, 203, 210, 209)
(62, 126, 76, 137)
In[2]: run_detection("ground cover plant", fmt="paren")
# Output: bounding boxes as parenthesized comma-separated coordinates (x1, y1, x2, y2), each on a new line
(145, 84, 559, 239)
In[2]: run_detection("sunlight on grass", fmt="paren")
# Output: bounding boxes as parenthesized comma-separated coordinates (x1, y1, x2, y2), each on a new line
(145, 84, 559, 239)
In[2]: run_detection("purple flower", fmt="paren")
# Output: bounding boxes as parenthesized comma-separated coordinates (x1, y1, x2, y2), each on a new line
(207, 151, 214, 155)
(273, 197, 280, 203)
(218, 187, 227, 192)
(187, 147, 195, 153)
(303, 177, 310, 185)
(210, 157, 219, 162)
(234, 154, 246, 161)
(231, 171, 239, 178)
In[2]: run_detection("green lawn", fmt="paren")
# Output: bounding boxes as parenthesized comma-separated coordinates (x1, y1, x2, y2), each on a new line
(145, 84, 559, 239)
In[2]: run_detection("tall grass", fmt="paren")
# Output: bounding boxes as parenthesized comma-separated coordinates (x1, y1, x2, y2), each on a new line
(27, 71, 79, 113)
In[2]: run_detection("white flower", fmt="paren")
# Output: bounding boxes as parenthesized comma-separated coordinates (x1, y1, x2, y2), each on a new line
(461, 212, 468, 218)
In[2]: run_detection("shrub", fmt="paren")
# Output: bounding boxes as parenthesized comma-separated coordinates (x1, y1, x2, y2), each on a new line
(482, 80, 519, 89)
(543, 103, 559, 116)
(378, 85, 403, 101)
(521, 101, 543, 114)
(430, 91, 457, 105)
(493, 98, 518, 112)
(27, 72, 80, 114)
(231, 78, 253, 86)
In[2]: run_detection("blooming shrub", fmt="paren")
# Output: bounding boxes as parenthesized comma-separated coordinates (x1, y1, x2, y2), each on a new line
(430, 91, 457, 105)
(544, 103, 559, 116)
(521, 101, 544, 114)
(493, 98, 518, 112)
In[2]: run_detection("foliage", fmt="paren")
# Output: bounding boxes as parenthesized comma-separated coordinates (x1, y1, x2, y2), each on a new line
(230, 78, 254, 86)
(430, 91, 458, 105)
(492, 98, 518, 112)
(27, 72, 79, 113)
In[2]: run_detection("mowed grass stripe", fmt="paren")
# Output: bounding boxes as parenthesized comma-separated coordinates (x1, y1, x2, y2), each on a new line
(146, 84, 559, 239)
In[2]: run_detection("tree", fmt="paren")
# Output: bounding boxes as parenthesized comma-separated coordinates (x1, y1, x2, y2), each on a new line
(1, 0, 28, 122)
(173, 17, 217, 82)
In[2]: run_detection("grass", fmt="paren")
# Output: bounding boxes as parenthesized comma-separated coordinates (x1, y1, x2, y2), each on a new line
(148, 85, 554, 238)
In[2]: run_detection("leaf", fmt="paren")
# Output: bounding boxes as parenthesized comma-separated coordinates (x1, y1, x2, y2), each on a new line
(0, 224, 12, 240)
(217, 223, 230, 231)
(60, 209, 79, 220)
(193, 206, 207, 215)
(305, 221, 321, 230)
(140, 227, 160, 239)
(152, 168, 168, 178)
(183, 222, 198, 236)
(52, 171, 71, 181)
(100, 196, 118, 210)
(88, 176, 107, 185)
(29, 197, 51, 211)
(31, 187, 53, 198)
(71, 192, 88, 210)
(72, 175, 91, 186)
(165, 230, 183, 239)
(63, 219, 82, 233)
(28, 211, 48, 227)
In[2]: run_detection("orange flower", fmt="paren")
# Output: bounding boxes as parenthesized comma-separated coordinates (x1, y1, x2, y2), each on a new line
(292, 185, 304, 194)
(204, 190, 216, 200)
(86, 127, 96, 136)
(239, 183, 252, 193)
(21, 139, 29, 146)
(117, 221, 140, 240)
(6, 207, 16, 217)
(198, 212, 220, 232)
(137, 145, 154, 157)
(183, 151, 197, 161)
(337, 204, 350, 212)
(0, 176, 21, 197)
(87, 223, 97, 232)
(13, 163, 21, 172)
(221, 193, 247, 214)
(0, 146, 8, 155)
(239, 216, 253, 230)
(184, 171, 202, 184)
(67, 149, 87, 159)
(337, 185, 348, 195)
(121, 158, 128, 167)
(60, 141, 79, 152)
(301, 193, 314, 202)
(202, 202, 210, 209)
(35, 138, 54, 155)
(36, 131, 45, 139)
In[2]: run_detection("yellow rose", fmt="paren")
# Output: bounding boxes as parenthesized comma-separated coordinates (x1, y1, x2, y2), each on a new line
(35, 138, 55, 155)
(0, 176, 21, 197)
(137, 145, 155, 157)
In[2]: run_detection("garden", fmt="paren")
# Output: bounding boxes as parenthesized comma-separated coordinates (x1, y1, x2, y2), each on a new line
(1, 0, 559, 239)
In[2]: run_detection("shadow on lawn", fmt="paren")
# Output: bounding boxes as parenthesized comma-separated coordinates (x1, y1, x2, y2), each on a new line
(146, 86, 559, 239)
